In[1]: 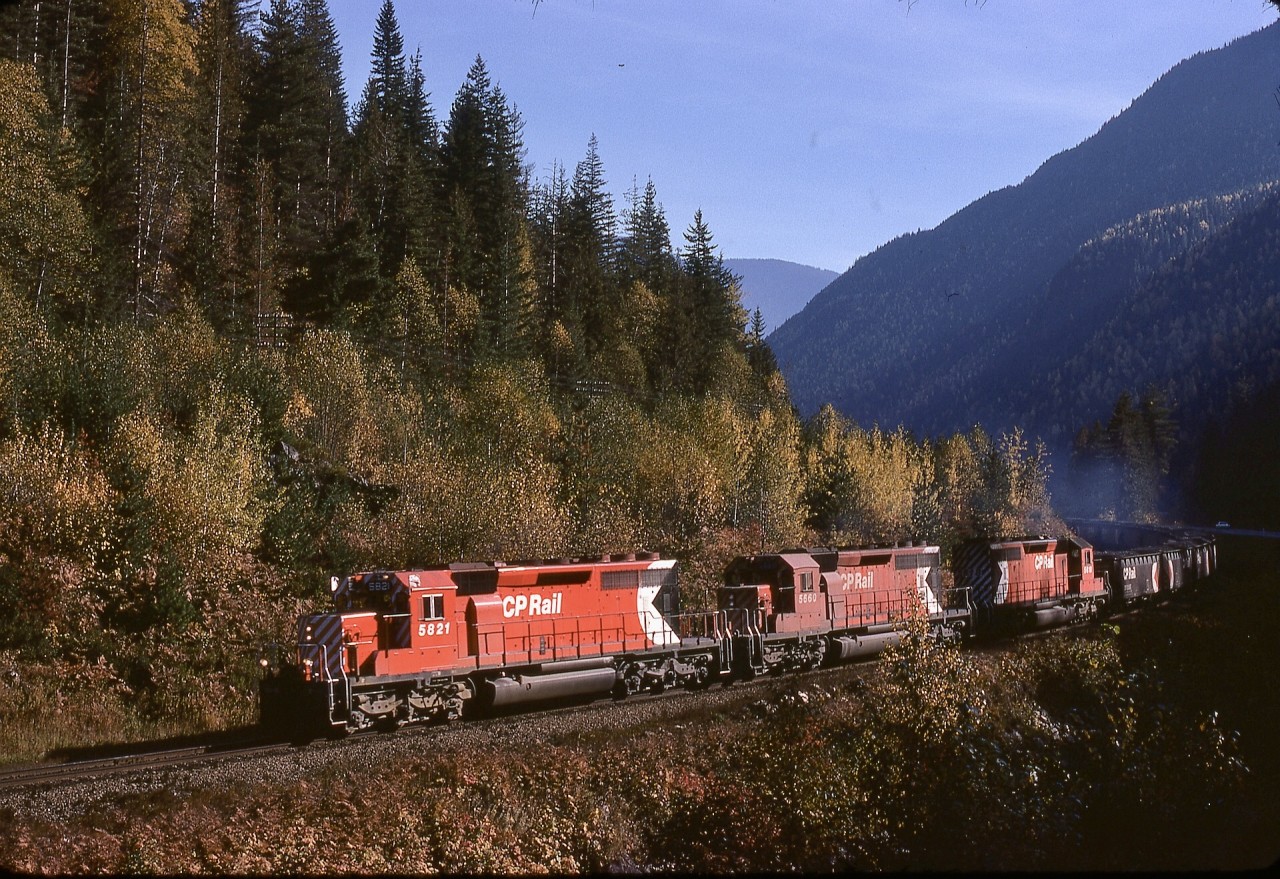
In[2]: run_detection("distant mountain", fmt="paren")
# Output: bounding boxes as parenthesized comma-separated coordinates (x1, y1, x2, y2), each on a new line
(724, 258, 837, 335)
(769, 21, 1280, 451)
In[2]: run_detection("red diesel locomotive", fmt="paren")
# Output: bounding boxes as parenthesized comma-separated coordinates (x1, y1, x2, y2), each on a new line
(260, 552, 711, 734)
(951, 535, 1109, 632)
(720, 543, 969, 674)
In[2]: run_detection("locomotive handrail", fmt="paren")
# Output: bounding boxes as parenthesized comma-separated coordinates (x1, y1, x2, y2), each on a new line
(943, 585, 973, 613)
(670, 609, 723, 643)
(297, 638, 349, 725)
(829, 591, 918, 630)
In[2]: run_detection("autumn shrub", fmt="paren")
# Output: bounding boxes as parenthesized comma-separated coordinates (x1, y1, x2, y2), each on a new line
(0, 651, 140, 764)
(103, 392, 273, 632)
(58, 323, 156, 444)
(638, 619, 1257, 872)
(283, 328, 379, 469)
(419, 757, 618, 874)
(146, 303, 230, 429)
(0, 59, 94, 319)
(348, 438, 569, 568)
(124, 582, 304, 731)
(739, 404, 808, 546)
(0, 424, 115, 655)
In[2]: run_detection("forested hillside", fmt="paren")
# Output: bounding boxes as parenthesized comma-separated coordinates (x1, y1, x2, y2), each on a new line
(0, 0, 1063, 754)
(770, 21, 1280, 468)
(1034, 186, 1280, 445)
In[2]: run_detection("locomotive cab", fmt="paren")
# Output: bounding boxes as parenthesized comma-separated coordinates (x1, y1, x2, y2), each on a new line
(1061, 537, 1107, 600)
(721, 555, 802, 612)
(311, 571, 463, 678)
(721, 552, 826, 634)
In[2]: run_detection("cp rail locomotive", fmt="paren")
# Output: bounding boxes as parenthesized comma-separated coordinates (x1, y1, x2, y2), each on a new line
(259, 532, 1216, 737)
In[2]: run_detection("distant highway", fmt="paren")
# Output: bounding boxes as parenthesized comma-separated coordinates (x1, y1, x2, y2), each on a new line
(1067, 518, 1280, 540)
(1202, 526, 1280, 540)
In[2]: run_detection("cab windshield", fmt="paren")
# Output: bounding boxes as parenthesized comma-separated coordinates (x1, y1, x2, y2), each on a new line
(338, 572, 399, 611)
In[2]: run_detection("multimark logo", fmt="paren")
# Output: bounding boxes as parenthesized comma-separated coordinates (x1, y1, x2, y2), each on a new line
(501, 592, 563, 618)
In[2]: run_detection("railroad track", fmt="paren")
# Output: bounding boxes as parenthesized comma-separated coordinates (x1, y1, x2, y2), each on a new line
(0, 737, 294, 793)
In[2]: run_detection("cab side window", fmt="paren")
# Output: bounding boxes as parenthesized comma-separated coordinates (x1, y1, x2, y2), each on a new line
(421, 595, 444, 620)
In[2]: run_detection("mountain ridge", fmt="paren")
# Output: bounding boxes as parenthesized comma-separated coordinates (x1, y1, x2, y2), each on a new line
(769, 21, 1280, 443)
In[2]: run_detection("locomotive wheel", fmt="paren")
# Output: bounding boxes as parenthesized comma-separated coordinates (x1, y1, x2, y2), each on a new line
(374, 715, 401, 732)
(686, 665, 713, 690)
(442, 697, 463, 723)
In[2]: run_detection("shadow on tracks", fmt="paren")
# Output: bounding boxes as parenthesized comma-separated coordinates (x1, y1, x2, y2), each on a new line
(43, 724, 278, 765)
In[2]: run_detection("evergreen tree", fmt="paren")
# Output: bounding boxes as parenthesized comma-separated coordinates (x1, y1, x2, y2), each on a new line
(367, 0, 407, 117)
(746, 308, 778, 379)
(676, 209, 744, 393)
(561, 134, 616, 368)
(298, 0, 349, 234)
(249, 0, 349, 318)
(438, 55, 490, 296)
(617, 176, 680, 392)
(349, 1, 447, 339)
(681, 208, 740, 340)
(482, 80, 533, 354)
(621, 176, 674, 288)
(184, 0, 254, 330)
(437, 55, 529, 358)
(1069, 387, 1178, 520)
(528, 161, 574, 377)
(402, 49, 440, 270)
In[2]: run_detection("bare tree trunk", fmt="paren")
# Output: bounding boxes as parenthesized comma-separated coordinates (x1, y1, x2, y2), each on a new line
(133, 0, 149, 323)
(211, 24, 224, 246)
(60, 0, 70, 128)
(31, 0, 41, 66)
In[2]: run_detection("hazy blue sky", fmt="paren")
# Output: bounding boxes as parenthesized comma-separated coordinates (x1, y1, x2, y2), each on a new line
(326, 0, 1278, 273)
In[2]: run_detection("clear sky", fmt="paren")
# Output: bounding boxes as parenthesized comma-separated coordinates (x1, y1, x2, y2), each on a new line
(325, 0, 1278, 273)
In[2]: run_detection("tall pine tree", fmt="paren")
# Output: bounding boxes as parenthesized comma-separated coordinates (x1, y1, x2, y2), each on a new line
(250, 0, 349, 319)
(674, 209, 743, 394)
(437, 55, 530, 358)
(560, 134, 616, 370)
